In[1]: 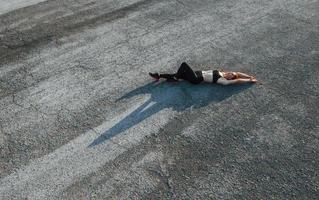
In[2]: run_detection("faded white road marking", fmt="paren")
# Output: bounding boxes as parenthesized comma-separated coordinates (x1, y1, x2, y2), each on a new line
(0, 97, 175, 199)
(0, 0, 48, 15)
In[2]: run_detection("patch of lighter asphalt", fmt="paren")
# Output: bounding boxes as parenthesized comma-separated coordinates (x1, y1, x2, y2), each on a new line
(0, 0, 49, 15)
(0, 96, 176, 199)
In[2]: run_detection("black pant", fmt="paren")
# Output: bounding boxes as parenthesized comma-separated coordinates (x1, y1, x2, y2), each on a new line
(160, 62, 203, 84)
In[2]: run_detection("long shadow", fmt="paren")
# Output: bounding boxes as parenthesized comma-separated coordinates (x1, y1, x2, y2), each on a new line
(88, 81, 252, 147)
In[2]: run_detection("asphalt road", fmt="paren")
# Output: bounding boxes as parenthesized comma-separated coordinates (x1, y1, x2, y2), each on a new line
(0, 0, 318, 199)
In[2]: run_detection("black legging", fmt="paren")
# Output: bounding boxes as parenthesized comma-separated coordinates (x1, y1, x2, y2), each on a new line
(160, 62, 203, 84)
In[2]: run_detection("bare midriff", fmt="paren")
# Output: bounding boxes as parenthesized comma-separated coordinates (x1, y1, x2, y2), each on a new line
(202, 70, 213, 82)
(202, 70, 222, 83)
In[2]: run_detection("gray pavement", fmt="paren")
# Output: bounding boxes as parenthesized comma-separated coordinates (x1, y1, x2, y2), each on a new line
(0, 0, 318, 199)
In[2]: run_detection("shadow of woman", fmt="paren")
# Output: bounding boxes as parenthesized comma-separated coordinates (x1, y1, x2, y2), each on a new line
(88, 81, 252, 147)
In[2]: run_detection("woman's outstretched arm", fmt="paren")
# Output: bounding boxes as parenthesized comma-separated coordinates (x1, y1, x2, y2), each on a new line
(217, 77, 257, 85)
(236, 72, 254, 79)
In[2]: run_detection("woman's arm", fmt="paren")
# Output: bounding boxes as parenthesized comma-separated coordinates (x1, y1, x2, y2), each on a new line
(236, 72, 254, 79)
(217, 77, 256, 85)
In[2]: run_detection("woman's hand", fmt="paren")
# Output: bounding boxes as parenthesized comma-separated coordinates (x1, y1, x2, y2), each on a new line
(250, 77, 258, 83)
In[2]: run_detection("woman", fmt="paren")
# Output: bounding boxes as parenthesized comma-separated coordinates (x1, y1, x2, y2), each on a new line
(149, 62, 258, 85)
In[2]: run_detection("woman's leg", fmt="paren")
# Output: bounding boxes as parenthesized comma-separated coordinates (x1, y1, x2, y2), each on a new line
(149, 72, 177, 81)
(175, 62, 202, 84)
(159, 73, 176, 79)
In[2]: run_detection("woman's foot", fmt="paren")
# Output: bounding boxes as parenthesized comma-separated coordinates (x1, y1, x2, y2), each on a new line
(149, 72, 160, 81)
